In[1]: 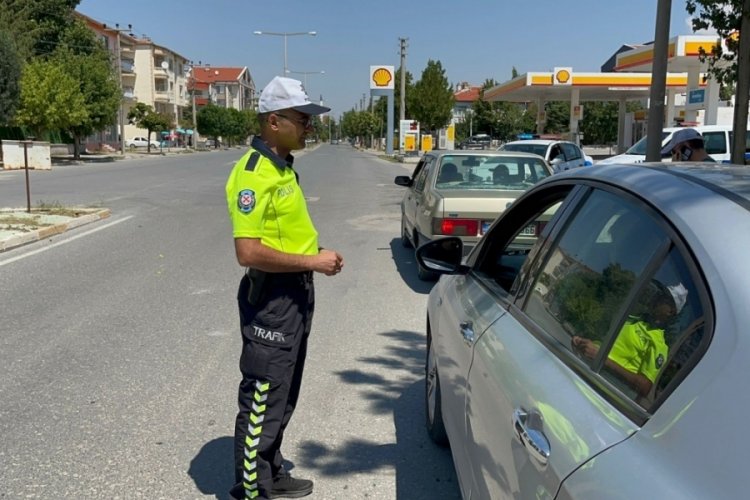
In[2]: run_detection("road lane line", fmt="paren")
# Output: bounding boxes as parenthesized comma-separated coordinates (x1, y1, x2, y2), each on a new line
(0, 216, 134, 267)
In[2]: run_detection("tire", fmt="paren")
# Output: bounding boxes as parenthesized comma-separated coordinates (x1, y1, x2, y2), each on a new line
(401, 215, 412, 248)
(128, 144, 136, 150)
(426, 332, 449, 446)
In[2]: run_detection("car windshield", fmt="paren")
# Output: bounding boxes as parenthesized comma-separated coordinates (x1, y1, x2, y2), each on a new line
(435, 154, 550, 190)
(501, 143, 548, 157)
(625, 132, 670, 155)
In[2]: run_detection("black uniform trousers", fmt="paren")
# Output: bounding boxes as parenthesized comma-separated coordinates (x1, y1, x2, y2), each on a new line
(231, 271, 315, 500)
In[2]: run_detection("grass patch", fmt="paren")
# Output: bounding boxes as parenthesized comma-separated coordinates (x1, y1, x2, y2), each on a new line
(0, 215, 48, 229)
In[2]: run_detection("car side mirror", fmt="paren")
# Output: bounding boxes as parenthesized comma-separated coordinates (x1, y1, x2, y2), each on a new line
(416, 237, 469, 275)
(394, 175, 413, 187)
(550, 158, 563, 166)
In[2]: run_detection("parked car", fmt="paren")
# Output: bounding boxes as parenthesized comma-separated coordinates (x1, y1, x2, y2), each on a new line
(500, 138, 592, 172)
(457, 134, 492, 150)
(597, 124, 750, 164)
(394, 150, 552, 279)
(417, 161, 750, 499)
(125, 136, 160, 149)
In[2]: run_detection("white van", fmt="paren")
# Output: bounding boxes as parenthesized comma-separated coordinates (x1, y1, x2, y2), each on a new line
(597, 125, 750, 164)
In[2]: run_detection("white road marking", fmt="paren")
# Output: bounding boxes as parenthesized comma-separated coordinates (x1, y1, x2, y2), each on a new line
(0, 216, 134, 267)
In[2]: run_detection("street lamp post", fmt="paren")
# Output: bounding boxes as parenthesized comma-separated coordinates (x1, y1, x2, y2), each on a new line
(253, 31, 317, 74)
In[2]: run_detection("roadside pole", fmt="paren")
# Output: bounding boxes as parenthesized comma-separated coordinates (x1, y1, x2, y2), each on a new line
(645, 0, 671, 162)
(22, 140, 32, 213)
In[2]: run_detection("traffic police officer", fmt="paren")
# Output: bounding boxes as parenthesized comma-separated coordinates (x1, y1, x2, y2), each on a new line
(226, 76, 343, 500)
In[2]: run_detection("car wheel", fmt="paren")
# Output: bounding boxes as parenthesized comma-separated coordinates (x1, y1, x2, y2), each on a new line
(129, 144, 136, 150)
(401, 215, 412, 248)
(426, 331, 449, 446)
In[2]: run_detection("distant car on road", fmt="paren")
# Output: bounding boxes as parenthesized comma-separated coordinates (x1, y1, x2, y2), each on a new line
(457, 134, 492, 150)
(500, 138, 592, 172)
(125, 136, 160, 149)
(417, 161, 750, 499)
(393, 149, 552, 279)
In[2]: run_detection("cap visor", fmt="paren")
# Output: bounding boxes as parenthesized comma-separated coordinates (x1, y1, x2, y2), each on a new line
(293, 103, 330, 115)
(660, 140, 675, 155)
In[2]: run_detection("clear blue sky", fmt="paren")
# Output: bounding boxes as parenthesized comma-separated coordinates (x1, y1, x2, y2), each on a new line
(78, 0, 701, 118)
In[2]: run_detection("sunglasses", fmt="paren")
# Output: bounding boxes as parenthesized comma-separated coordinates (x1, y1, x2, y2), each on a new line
(275, 113, 313, 128)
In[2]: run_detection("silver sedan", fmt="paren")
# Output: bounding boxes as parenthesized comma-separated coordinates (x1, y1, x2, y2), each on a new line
(418, 162, 750, 499)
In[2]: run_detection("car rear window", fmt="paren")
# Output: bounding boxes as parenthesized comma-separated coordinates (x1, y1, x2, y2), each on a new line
(436, 155, 550, 190)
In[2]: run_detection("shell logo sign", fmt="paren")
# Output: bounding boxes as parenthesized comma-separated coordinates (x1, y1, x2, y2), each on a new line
(554, 67, 573, 86)
(370, 65, 395, 90)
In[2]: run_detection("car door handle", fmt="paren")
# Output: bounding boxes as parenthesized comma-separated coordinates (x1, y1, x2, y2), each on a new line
(460, 321, 475, 345)
(513, 408, 550, 465)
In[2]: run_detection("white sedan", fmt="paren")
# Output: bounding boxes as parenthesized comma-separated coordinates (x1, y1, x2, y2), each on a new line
(500, 139, 592, 173)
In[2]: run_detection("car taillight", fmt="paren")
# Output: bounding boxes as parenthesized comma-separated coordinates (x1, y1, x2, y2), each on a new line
(432, 218, 479, 236)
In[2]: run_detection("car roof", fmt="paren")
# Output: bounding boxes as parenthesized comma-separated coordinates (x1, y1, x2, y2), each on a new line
(427, 150, 548, 160)
(562, 162, 750, 208)
(503, 140, 568, 146)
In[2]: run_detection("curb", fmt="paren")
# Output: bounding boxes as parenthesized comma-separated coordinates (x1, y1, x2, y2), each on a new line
(0, 208, 111, 253)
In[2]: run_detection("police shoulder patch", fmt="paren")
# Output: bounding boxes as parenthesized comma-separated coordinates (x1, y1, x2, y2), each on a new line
(238, 189, 256, 213)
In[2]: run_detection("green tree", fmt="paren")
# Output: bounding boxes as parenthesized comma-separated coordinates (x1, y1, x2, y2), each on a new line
(127, 102, 171, 153)
(410, 59, 454, 133)
(686, 0, 749, 164)
(15, 57, 88, 139)
(0, 27, 22, 162)
(54, 20, 120, 159)
(0, 0, 81, 60)
(543, 101, 570, 135)
(196, 104, 228, 148)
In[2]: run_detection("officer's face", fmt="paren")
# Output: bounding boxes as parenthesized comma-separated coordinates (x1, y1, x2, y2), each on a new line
(273, 110, 313, 150)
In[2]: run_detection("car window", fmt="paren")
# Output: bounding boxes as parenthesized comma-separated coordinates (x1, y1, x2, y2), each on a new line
(435, 154, 551, 191)
(414, 158, 433, 193)
(502, 143, 548, 158)
(472, 186, 574, 292)
(703, 131, 727, 155)
(561, 143, 582, 161)
(522, 188, 710, 413)
(625, 132, 670, 155)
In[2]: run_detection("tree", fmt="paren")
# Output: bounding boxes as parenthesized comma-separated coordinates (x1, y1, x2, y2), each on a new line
(0, 27, 21, 162)
(410, 60, 454, 133)
(686, 1, 750, 164)
(127, 102, 171, 153)
(15, 57, 88, 139)
(196, 104, 227, 148)
(0, 0, 81, 60)
(54, 20, 120, 159)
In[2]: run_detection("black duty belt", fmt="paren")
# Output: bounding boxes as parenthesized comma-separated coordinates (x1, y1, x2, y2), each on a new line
(264, 271, 313, 285)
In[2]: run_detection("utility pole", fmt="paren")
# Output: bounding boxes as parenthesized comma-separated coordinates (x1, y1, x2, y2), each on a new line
(399, 37, 408, 154)
(645, 0, 671, 162)
(399, 37, 408, 122)
(103, 23, 132, 156)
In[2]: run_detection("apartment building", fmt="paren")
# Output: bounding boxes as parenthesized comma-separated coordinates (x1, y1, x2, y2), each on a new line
(189, 66, 256, 111)
(76, 11, 190, 149)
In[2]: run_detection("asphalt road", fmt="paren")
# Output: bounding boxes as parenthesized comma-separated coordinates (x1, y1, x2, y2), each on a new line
(0, 145, 460, 499)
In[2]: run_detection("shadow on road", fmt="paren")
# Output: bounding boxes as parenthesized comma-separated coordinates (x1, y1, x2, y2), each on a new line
(297, 329, 460, 499)
(389, 238, 436, 295)
(188, 436, 234, 499)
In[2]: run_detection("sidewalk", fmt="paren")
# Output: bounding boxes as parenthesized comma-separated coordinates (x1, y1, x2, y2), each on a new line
(0, 207, 111, 252)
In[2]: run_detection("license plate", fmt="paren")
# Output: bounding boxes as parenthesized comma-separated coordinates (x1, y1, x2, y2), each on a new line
(481, 221, 492, 234)
(520, 224, 536, 236)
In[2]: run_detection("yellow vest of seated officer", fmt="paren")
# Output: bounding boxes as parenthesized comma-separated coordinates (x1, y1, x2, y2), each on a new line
(226, 146, 318, 255)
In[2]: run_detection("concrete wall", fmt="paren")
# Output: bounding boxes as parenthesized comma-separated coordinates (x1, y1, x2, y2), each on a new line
(1, 141, 51, 170)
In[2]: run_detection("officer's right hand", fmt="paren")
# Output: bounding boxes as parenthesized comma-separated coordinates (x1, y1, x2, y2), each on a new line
(314, 249, 344, 276)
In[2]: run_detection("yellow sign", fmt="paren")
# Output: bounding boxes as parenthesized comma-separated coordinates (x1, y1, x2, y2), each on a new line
(370, 65, 395, 90)
(405, 134, 416, 151)
(447, 124, 455, 141)
(421, 135, 433, 152)
(554, 67, 573, 86)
